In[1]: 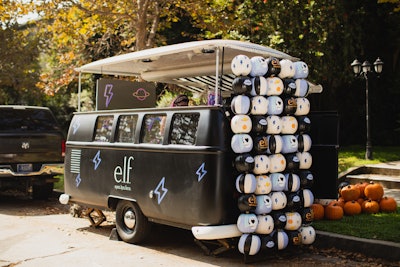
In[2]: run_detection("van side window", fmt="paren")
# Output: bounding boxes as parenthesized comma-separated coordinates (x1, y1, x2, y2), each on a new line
(94, 115, 114, 142)
(141, 114, 166, 144)
(169, 113, 200, 145)
(116, 115, 138, 143)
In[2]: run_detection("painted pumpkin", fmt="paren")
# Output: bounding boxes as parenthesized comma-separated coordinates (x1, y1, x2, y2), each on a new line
(231, 114, 252, 134)
(300, 207, 314, 225)
(231, 54, 252, 76)
(238, 234, 261, 256)
(260, 234, 276, 252)
(231, 95, 250, 115)
(284, 212, 302, 231)
(253, 155, 270, 175)
(250, 76, 268, 96)
(234, 153, 254, 173)
(361, 199, 380, 214)
(343, 200, 362, 216)
(286, 230, 302, 246)
(364, 182, 384, 201)
(251, 95, 268, 115)
(255, 214, 275, 235)
(325, 203, 343, 220)
(299, 226, 316, 245)
(232, 76, 252, 94)
(379, 196, 397, 213)
(237, 213, 258, 233)
(255, 194, 273, 215)
(235, 173, 257, 194)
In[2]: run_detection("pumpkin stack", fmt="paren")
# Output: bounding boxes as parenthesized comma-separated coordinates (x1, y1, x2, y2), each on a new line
(312, 181, 397, 221)
(230, 54, 316, 257)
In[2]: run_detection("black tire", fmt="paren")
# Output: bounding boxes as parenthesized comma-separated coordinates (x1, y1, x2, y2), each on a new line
(32, 183, 53, 200)
(115, 200, 151, 244)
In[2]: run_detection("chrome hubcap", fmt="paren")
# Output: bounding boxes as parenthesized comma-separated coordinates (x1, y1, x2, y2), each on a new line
(124, 210, 136, 229)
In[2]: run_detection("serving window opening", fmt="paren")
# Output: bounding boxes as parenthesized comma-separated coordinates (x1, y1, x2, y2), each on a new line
(169, 113, 200, 146)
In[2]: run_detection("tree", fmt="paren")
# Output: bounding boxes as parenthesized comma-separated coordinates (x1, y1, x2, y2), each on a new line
(0, 24, 42, 105)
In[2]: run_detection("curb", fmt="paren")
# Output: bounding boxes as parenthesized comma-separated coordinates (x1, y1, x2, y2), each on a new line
(315, 230, 400, 261)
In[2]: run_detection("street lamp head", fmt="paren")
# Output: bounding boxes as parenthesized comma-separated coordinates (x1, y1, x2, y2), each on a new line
(373, 57, 384, 74)
(362, 61, 371, 73)
(351, 59, 362, 75)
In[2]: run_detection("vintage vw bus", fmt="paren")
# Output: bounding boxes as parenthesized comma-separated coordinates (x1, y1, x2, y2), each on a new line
(60, 40, 335, 255)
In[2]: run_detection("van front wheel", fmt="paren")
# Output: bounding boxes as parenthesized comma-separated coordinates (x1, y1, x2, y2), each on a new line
(115, 200, 151, 244)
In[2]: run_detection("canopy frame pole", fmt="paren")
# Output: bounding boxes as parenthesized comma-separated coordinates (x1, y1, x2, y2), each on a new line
(78, 72, 82, 112)
(214, 47, 220, 106)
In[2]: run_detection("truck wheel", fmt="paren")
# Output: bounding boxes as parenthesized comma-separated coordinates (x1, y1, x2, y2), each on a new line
(115, 200, 151, 244)
(32, 183, 53, 200)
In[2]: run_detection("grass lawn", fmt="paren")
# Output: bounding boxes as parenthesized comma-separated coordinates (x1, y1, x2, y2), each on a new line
(313, 208, 400, 243)
(338, 145, 400, 173)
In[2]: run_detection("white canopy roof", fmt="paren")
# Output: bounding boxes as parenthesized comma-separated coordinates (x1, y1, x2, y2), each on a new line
(76, 39, 322, 95)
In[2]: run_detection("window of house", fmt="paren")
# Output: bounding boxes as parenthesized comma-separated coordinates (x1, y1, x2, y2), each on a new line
(169, 113, 200, 145)
(94, 116, 114, 142)
(116, 115, 138, 143)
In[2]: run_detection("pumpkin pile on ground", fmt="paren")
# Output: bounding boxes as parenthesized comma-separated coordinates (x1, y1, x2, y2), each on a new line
(311, 182, 397, 220)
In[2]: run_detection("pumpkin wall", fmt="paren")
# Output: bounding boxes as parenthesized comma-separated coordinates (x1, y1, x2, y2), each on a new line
(230, 55, 316, 257)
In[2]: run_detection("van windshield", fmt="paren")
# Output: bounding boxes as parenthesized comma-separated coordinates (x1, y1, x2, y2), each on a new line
(0, 108, 60, 132)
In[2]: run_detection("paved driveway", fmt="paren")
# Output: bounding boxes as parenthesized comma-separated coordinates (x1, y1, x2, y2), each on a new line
(0, 194, 398, 267)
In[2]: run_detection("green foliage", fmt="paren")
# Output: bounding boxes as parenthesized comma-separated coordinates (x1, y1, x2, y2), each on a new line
(313, 208, 400, 243)
(0, 24, 42, 105)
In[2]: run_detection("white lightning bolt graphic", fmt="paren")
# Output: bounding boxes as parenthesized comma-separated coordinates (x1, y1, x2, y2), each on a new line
(154, 177, 168, 205)
(75, 173, 81, 187)
(72, 118, 81, 134)
(196, 162, 207, 182)
(92, 150, 101, 170)
(104, 84, 114, 107)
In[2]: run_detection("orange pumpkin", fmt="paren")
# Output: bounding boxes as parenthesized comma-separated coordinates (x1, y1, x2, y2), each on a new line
(354, 182, 369, 198)
(364, 182, 384, 201)
(325, 203, 344, 220)
(356, 197, 365, 206)
(361, 199, 380, 214)
(327, 200, 340, 208)
(311, 203, 325, 220)
(343, 200, 362, 216)
(379, 196, 398, 213)
(337, 197, 346, 208)
(340, 185, 360, 201)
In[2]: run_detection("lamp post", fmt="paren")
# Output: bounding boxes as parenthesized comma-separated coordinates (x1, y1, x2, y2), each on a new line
(350, 58, 384, 160)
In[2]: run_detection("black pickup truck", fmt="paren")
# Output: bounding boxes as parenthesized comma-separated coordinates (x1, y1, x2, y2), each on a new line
(0, 105, 65, 199)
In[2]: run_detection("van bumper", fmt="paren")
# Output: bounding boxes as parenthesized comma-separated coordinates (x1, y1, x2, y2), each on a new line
(0, 164, 64, 177)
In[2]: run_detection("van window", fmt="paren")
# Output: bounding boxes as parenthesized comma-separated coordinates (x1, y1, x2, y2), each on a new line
(169, 113, 200, 145)
(94, 115, 114, 142)
(141, 114, 166, 144)
(116, 115, 138, 143)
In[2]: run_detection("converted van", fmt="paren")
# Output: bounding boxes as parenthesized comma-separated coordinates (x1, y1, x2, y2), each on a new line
(60, 40, 337, 256)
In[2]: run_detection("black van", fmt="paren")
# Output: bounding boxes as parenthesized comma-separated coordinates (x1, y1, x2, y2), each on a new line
(60, 40, 335, 255)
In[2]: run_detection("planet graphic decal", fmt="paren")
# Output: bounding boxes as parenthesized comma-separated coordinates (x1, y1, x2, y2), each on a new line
(132, 88, 151, 101)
